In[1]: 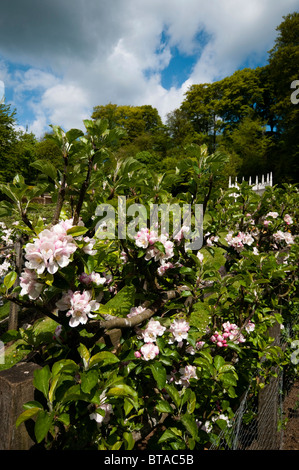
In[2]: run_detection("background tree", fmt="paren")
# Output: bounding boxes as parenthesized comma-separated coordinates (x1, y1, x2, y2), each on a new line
(0, 104, 18, 182)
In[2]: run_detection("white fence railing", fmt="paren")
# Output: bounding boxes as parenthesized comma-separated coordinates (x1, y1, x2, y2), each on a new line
(229, 173, 273, 196)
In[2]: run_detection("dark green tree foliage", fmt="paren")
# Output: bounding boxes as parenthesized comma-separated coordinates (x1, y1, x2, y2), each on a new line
(266, 12, 299, 182)
(0, 104, 18, 182)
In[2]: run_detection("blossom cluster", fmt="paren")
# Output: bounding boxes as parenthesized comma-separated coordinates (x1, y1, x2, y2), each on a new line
(56, 289, 100, 327)
(273, 230, 295, 245)
(134, 228, 175, 275)
(225, 231, 254, 252)
(210, 321, 250, 347)
(79, 271, 107, 286)
(0, 221, 15, 278)
(131, 307, 191, 362)
(134, 316, 166, 361)
(20, 268, 43, 300)
(24, 219, 78, 275)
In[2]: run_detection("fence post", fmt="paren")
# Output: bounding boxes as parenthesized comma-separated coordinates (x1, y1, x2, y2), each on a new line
(0, 361, 41, 450)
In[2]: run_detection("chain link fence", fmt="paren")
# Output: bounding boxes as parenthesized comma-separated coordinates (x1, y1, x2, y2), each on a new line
(209, 321, 298, 450)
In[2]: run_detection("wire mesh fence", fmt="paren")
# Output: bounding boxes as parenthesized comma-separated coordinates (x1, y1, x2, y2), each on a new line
(209, 320, 298, 450)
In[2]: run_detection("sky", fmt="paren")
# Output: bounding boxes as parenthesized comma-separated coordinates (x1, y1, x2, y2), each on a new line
(0, 0, 298, 138)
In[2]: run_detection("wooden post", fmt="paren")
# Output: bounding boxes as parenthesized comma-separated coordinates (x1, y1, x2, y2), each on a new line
(0, 362, 41, 450)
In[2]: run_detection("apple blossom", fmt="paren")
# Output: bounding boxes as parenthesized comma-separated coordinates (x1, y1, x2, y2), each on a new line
(56, 290, 100, 327)
(140, 343, 159, 360)
(127, 305, 147, 318)
(24, 222, 77, 275)
(169, 318, 190, 342)
(179, 365, 198, 386)
(19, 268, 43, 300)
(141, 318, 166, 343)
(284, 214, 293, 225)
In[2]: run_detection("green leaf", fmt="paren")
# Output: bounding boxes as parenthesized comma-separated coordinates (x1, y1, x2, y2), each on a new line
(155, 400, 174, 414)
(77, 344, 91, 369)
(106, 384, 138, 408)
(214, 355, 225, 371)
(30, 159, 57, 181)
(16, 408, 41, 428)
(158, 427, 182, 444)
(0, 183, 19, 204)
(150, 362, 166, 390)
(189, 302, 211, 335)
(51, 359, 79, 377)
(181, 414, 199, 441)
(22, 401, 44, 410)
(102, 285, 135, 317)
(33, 366, 51, 399)
(187, 391, 196, 414)
(164, 384, 181, 409)
(67, 226, 88, 237)
(34, 410, 54, 443)
(4, 271, 17, 290)
(80, 369, 99, 394)
(48, 374, 60, 404)
(66, 128, 84, 143)
(123, 432, 135, 450)
(219, 371, 238, 387)
(89, 351, 120, 369)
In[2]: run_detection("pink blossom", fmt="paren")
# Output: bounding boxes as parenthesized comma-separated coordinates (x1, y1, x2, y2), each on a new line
(127, 305, 147, 318)
(134, 351, 142, 358)
(267, 211, 279, 219)
(225, 231, 254, 252)
(179, 365, 198, 387)
(173, 225, 189, 242)
(89, 400, 113, 426)
(284, 214, 293, 225)
(79, 272, 106, 286)
(197, 251, 204, 262)
(56, 290, 100, 327)
(82, 237, 97, 255)
(24, 223, 77, 275)
(157, 260, 174, 276)
(140, 343, 159, 361)
(142, 319, 166, 343)
(20, 268, 43, 300)
(169, 318, 190, 342)
(273, 231, 295, 245)
(135, 227, 150, 248)
(245, 321, 255, 333)
(212, 321, 246, 345)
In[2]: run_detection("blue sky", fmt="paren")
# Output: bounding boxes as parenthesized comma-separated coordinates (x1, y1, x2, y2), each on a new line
(0, 0, 298, 138)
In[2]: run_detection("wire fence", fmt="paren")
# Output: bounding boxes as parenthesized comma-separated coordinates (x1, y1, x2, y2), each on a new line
(209, 321, 298, 450)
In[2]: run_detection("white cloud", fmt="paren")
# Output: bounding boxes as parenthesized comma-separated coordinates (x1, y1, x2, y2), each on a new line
(0, 0, 297, 136)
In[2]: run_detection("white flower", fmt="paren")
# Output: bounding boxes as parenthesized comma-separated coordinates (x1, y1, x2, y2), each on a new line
(169, 318, 190, 342)
(20, 268, 43, 300)
(56, 290, 100, 327)
(179, 365, 198, 386)
(140, 343, 159, 360)
(127, 305, 147, 318)
(142, 319, 166, 343)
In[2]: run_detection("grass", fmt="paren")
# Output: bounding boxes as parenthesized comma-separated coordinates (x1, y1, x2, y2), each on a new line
(0, 301, 10, 321)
